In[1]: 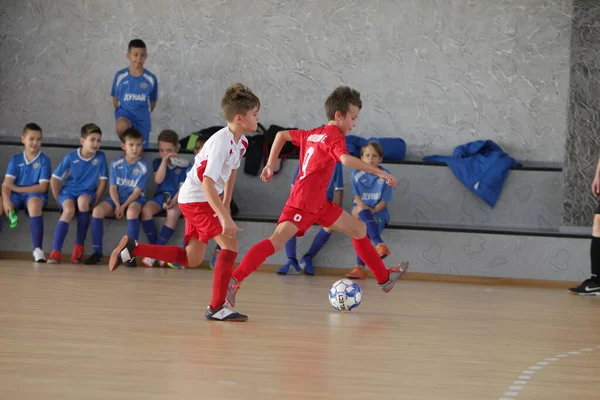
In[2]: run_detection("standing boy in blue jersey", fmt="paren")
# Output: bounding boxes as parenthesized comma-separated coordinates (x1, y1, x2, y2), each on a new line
(140, 129, 187, 268)
(47, 124, 108, 264)
(2, 123, 51, 262)
(276, 162, 344, 275)
(345, 142, 392, 279)
(84, 128, 150, 265)
(111, 39, 158, 149)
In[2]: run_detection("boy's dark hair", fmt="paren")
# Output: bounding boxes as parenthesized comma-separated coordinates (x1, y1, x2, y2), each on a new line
(194, 137, 207, 152)
(221, 83, 260, 122)
(128, 39, 147, 51)
(23, 123, 42, 135)
(157, 129, 179, 146)
(121, 127, 143, 142)
(361, 141, 384, 158)
(81, 123, 102, 138)
(324, 86, 362, 121)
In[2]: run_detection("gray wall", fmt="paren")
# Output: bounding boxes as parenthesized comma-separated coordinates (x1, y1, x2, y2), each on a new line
(0, 0, 571, 163)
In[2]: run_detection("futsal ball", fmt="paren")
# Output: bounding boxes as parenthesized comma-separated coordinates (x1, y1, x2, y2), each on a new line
(329, 279, 362, 312)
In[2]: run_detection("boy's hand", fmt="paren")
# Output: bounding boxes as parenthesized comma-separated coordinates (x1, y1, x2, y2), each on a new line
(221, 215, 243, 238)
(162, 153, 173, 163)
(164, 199, 177, 210)
(2, 181, 16, 191)
(379, 171, 398, 187)
(261, 166, 274, 182)
(115, 205, 124, 219)
(3, 199, 14, 215)
(593, 175, 600, 198)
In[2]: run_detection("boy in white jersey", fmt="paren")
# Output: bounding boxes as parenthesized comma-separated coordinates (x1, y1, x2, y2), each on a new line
(108, 83, 259, 322)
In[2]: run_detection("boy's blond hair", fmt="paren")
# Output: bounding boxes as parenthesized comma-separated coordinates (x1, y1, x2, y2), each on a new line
(220, 83, 260, 122)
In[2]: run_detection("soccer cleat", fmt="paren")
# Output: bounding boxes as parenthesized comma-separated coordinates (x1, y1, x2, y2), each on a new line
(71, 244, 85, 264)
(379, 262, 410, 293)
(209, 248, 220, 270)
(376, 243, 391, 259)
(205, 303, 248, 322)
(167, 262, 185, 269)
(83, 253, 104, 265)
(46, 250, 61, 264)
(155, 260, 165, 268)
(142, 257, 156, 268)
(108, 235, 138, 272)
(345, 264, 368, 280)
(32, 248, 46, 263)
(299, 256, 315, 276)
(125, 258, 137, 267)
(8, 209, 18, 228)
(569, 278, 600, 296)
(225, 278, 241, 307)
(276, 258, 301, 275)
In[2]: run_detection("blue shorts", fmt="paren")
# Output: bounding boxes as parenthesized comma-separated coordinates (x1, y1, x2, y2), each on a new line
(10, 192, 48, 211)
(104, 197, 146, 210)
(58, 191, 96, 210)
(147, 192, 175, 207)
(115, 108, 150, 149)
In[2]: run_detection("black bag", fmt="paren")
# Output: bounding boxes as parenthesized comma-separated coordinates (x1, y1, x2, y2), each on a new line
(243, 123, 267, 176)
(180, 125, 225, 151)
(262, 125, 299, 175)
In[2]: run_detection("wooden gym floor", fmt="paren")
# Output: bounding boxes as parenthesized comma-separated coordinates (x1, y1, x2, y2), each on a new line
(1, 260, 599, 400)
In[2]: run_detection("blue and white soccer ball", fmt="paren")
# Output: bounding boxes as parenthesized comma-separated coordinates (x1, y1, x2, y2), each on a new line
(329, 279, 362, 312)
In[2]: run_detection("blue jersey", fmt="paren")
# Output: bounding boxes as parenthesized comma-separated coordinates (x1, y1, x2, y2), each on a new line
(111, 67, 158, 124)
(352, 167, 392, 219)
(152, 158, 187, 197)
(109, 156, 150, 202)
(292, 162, 344, 202)
(5, 151, 51, 189)
(53, 149, 108, 195)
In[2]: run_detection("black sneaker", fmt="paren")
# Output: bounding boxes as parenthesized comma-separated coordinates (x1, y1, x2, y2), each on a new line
(83, 253, 104, 265)
(109, 235, 138, 272)
(569, 278, 600, 296)
(205, 303, 248, 322)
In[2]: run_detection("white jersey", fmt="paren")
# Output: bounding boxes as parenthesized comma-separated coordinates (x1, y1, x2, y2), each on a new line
(178, 127, 248, 204)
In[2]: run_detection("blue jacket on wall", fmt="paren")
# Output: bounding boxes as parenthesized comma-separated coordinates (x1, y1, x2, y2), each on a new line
(423, 140, 520, 207)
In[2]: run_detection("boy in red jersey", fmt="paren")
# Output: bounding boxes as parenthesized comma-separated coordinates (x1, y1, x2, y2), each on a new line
(107, 83, 259, 322)
(226, 86, 409, 308)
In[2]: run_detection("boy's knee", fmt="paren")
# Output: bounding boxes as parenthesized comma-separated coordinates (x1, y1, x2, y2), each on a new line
(353, 221, 367, 239)
(127, 206, 141, 219)
(115, 118, 131, 135)
(141, 206, 154, 220)
(77, 196, 91, 212)
(92, 207, 104, 218)
(61, 206, 76, 220)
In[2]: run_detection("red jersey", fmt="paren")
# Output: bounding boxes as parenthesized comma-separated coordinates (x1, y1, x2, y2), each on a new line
(286, 125, 348, 213)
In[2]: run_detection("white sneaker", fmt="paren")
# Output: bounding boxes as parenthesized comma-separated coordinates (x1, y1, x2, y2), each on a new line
(142, 257, 156, 268)
(33, 248, 46, 263)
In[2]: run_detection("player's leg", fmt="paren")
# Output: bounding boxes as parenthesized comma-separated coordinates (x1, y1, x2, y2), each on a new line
(48, 196, 75, 263)
(569, 211, 600, 295)
(355, 204, 390, 258)
(327, 209, 408, 293)
(71, 194, 93, 263)
(141, 198, 161, 245)
(299, 227, 333, 276)
(122, 201, 143, 267)
(84, 200, 115, 264)
(115, 116, 132, 139)
(157, 206, 179, 245)
(26, 195, 45, 262)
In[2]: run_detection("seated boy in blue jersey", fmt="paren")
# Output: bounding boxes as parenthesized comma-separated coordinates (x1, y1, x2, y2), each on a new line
(345, 142, 392, 280)
(1, 123, 51, 262)
(111, 39, 158, 149)
(84, 128, 150, 265)
(140, 130, 187, 268)
(276, 162, 344, 275)
(47, 124, 108, 264)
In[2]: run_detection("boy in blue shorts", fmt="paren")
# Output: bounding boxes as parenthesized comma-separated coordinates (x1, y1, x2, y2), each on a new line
(345, 141, 392, 279)
(276, 162, 344, 275)
(140, 129, 188, 268)
(48, 123, 108, 264)
(2, 123, 51, 262)
(111, 39, 158, 149)
(84, 128, 150, 265)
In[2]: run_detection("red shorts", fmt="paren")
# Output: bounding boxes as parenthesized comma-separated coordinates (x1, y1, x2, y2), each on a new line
(278, 201, 343, 237)
(179, 202, 222, 244)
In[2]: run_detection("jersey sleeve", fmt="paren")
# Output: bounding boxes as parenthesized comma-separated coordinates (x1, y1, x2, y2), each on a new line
(109, 160, 117, 186)
(52, 154, 71, 181)
(136, 162, 150, 191)
(39, 156, 51, 183)
(150, 75, 158, 102)
(99, 153, 108, 180)
(288, 130, 307, 147)
(110, 71, 118, 97)
(202, 138, 228, 183)
(380, 168, 393, 203)
(291, 164, 300, 186)
(329, 134, 348, 162)
(333, 163, 344, 190)
(232, 138, 248, 170)
(5, 156, 17, 179)
(351, 171, 361, 196)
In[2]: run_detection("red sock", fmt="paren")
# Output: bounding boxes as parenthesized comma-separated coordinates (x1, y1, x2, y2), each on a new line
(132, 243, 188, 266)
(352, 235, 390, 284)
(232, 239, 275, 282)
(210, 249, 237, 309)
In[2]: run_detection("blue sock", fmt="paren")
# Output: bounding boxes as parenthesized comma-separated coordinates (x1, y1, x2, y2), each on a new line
(30, 215, 44, 249)
(142, 219, 157, 244)
(285, 236, 297, 261)
(91, 217, 103, 254)
(52, 220, 69, 252)
(358, 210, 383, 244)
(127, 218, 140, 240)
(156, 226, 175, 245)
(356, 254, 365, 266)
(305, 228, 331, 258)
(76, 211, 90, 245)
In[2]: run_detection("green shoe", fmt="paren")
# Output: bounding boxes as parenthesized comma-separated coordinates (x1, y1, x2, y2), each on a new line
(8, 209, 18, 228)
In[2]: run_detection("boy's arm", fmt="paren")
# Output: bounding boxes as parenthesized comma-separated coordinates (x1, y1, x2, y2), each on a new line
(94, 179, 107, 207)
(353, 194, 370, 210)
(121, 187, 143, 209)
(50, 177, 62, 202)
(202, 177, 240, 236)
(373, 201, 387, 213)
(112, 97, 119, 110)
(154, 157, 168, 184)
(9, 181, 49, 194)
(2, 178, 13, 211)
(222, 169, 237, 210)
(150, 101, 157, 112)
(339, 154, 398, 186)
(109, 185, 120, 207)
(261, 131, 295, 181)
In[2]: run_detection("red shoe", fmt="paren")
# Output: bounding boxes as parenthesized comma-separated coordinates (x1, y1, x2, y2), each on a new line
(71, 244, 85, 264)
(47, 250, 61, 264)
(345, 265, 368, 280)
(376, 243, 391, 259)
